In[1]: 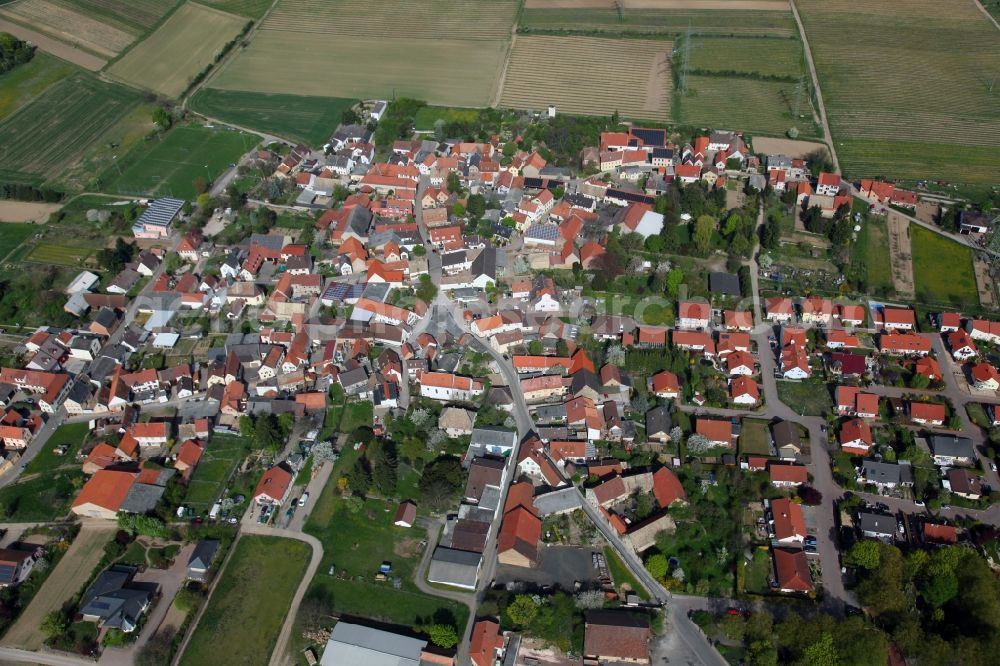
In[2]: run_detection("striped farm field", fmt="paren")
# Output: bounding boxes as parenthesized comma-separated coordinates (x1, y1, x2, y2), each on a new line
(687, 36, 804, 78)
(57, 0, 181, 31)
(263, 0, 519, 39)
(520, 8, 797, 36)
(677, 75, 819, 137)
(797, 0, 1000, 184)
(0, 73, 139, 184)
(0, 0, 136, 58)
(108, 2, 248, 98)
(25, 242, 91, 266)
(198, 0, 273, 19)
(500, 35, 672, 121)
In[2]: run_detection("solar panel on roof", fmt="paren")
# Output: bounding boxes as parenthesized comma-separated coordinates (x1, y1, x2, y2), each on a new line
(522, 177, 544, 189)
(526, 224, 559, 240)
(136, 197, 184, 229)
(607, 189, 655, 205)
(631, 128, 666, 146)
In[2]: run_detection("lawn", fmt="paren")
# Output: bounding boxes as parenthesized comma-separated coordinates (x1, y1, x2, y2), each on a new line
(102, 125, 259, 199)
(0, 73, 139, 184)
(910, 225, 978, 307)
(0, 469, 85, 521)
(738, 419, 771, 457)
(743, 547, 772, 594)
(339, 400, 373, 434)
(301, 490, 467, 629)
(179, 535, 310, 666)
(776, 380, 832, 417)
(183, 434, 250, 511)
(0, 52, 75, 123)
(605, 546, 649, 600)
(0, 223, 36, 261)
(23, 421, 91, 475)
(107, 2, 248, 98)
(191, 88, 356, 146)
(855, 217, 893, 295)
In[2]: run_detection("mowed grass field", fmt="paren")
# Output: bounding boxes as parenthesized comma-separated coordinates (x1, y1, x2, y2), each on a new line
(198, 0, 273, 19)
(103, 125, 258, 199)
(213, 0, 519, 107)
(191, 89, 356, 146)
(179, 536, 310, 666)
(501, 35, 673, 120)
(25, 242, 92, 266)
(857, 217, 894, 295)
(0, 223, 38, 260)
(0, 73, 139, 184)
(797, 0, 1000, 184)
(520, 7, 797, 36)
(678, 76, 817, 136)
(910, 225, 979, 306)
(108, 2, 247, 98)
(687, 36, 804, 77)
(0, 52, 75, 123)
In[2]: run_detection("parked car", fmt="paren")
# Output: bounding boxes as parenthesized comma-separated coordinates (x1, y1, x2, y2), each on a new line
(805, 545, 818, 554)
(299, 492, 310, 507)
(804, 536, 818, 546)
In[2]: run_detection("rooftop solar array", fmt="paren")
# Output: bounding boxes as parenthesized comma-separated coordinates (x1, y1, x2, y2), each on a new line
(136, 197, 184, 229)
(526, 224, 560, 240)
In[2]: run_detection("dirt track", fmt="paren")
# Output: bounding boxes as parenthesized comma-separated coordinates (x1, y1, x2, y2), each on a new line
(750, 136, 828, 158)
(0, 18, 105, 71)
(2, 524, 115, 650)
(0, 201, 60, 223)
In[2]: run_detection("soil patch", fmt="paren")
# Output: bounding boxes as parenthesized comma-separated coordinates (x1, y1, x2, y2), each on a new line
(0, 201, 60, 223)
(751, 136, 828, 158)
(974, 258, 995, 308)
(886, 210, 915, 299)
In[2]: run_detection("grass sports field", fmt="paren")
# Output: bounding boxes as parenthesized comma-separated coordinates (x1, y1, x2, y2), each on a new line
(797, 0, 1000, 184)
(179, 536, 310, 666)
(102, 125, 258, 199)
(0, 52, 74, 123)
(0, 73, 139, 184)
(108, 2, 247, 98)
(910, 225, 979, 306)
(191, 89, 356, 146)
(501, 35, 672, 120)
(213, 0, 519, 107)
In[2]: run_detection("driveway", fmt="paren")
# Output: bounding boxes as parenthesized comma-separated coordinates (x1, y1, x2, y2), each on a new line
(99, 543, 195, 666)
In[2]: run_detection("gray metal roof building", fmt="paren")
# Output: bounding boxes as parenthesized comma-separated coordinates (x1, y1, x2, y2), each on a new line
(320, 621, 427, 666)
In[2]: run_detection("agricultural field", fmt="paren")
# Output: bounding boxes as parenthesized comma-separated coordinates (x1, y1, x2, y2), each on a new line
(910, 225, 979, 307)
(797, 0, 1000, 184)
(24, 241, 92, 266)
(101, 125, 258, 199)
(500, 35, 672, 120)
(108, 2, 248, 98)
(179, 536, 311, 666)
(687, 35, 804, 78)
(519, 6, 797, 37)
(0, 0, 135, 59)
(213, 0, 518, 107)
(197, 0, 273, 19)
(0, 52, 74, 122)
(191, 89, 356, 146)
(676, 75, 818, 137)
(853, 217, 894, 296)
(0, 73, 139, 185)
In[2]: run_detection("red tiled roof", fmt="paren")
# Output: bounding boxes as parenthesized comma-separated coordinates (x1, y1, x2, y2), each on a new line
(771, 497, 805, 541)
(910, 401, 945, 422)
(72, 469, 137, 512)
(652, 467, 685, 508)
(769, 464, 808, 484)
(774, 547, 812, 591)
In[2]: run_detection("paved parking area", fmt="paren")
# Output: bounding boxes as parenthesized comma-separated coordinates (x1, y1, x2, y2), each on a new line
(496, 545, 601, 590)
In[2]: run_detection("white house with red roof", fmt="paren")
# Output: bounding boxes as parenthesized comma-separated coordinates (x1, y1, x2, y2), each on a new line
(677, 301, 710, 330)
